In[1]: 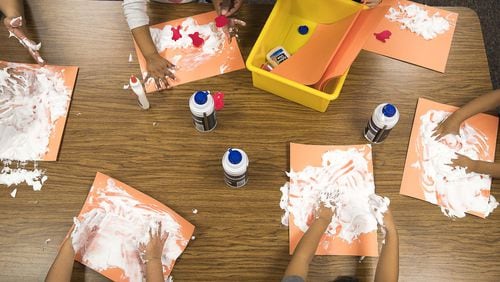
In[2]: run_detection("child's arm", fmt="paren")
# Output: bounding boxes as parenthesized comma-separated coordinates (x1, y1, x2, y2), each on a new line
(0, 0, 45, 64)
(283, 206, 334, 280)
(374, 209, 399, 282)
(434, 90, 500, 139)
(123, 0, 176, 88)
(45, 238, 75, 282)
(140, 222, 169, 282)
(449, 153, 500, 178)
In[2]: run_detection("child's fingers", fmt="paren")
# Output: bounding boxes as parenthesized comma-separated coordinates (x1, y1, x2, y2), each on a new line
(224, 0, 243, 17)
(157, 221, 162, 238)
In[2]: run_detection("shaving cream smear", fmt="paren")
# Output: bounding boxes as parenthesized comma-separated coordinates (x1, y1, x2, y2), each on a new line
(386, 3, 451, 40)
(280, 148, 389, 243)
(150, 17, 224, 55)
(149, 17, 226, 71)
(71, 179, 186, 282)
(415, 110, 498, 218)
(0, 63, 70, 161)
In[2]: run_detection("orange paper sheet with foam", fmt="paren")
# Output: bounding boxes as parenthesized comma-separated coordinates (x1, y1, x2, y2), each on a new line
(271, 12, 360, 86)
(69, 172, 195, 281)
(134, 11, 245, 93)
(400, 98, 499, 218)
(288, 143, 379, 256)
(0, 60, 78, 161)
(363, 0, 458, 72)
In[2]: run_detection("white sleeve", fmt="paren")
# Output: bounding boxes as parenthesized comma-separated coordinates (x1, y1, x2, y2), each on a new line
(123, 0, 150, 30)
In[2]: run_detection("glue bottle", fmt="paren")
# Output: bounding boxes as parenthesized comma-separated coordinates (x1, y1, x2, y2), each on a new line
(364, 103, 399, 143)
(189, 90, 217, 132)
(129, 75, 150, 110)
(222, 148, 249, 188)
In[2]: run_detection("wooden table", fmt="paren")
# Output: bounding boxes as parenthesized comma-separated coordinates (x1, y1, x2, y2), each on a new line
(0, 1, 498, 281)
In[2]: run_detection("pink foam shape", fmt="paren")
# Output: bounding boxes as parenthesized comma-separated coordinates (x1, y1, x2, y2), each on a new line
(188, 32, 204, 48)
(171, 25, 182, 41)
(374, 30, 392, 43)
(213, 91, 224, 110)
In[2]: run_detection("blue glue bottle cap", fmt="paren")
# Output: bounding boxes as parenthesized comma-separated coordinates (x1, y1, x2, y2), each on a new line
(194, 91, 208, 105)
(298, 25, 309, 35)
(382, 104, 397, 117)
(228, 149, 242, 164)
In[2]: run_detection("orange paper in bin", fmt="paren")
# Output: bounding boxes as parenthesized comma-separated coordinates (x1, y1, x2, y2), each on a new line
(315, 4, 390, 90)
(271, 12, 359, 86)
(68, 172, 195, 281)
(271, 4, 390, 91)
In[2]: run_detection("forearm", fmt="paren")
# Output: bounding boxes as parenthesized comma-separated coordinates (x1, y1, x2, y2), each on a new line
(0, 0, 23, 18)
(450, 90, 500, 124)
(374, 228, 399, 282)
(472, 160, 500, 178)
(284, 218, 330, 278)
(145, 259, 164, 282)
(45, 240, 75, 282)
(132, 25, 159, 58)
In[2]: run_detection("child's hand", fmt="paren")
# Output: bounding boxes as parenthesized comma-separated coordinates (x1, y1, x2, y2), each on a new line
(3, 16, 45, 65)
(139, 222, 169, 262)
(317, 204, 335, 223)
(432, 115, 462, 140)
(448, 153, 478, 173)
(213, 0, 244, 17)
(144, 53, 176, 90)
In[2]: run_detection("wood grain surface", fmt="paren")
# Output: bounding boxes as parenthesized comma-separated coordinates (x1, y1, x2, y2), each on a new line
(0, 1, 498, 281)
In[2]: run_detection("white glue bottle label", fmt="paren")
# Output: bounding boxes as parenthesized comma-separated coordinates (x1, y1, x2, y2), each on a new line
(364, 103, 399, 143)
(189, 91, 217, 132)
(222, 148, 249, 188)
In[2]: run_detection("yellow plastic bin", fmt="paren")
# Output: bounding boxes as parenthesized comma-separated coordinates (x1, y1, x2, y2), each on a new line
(246, 0, 364, 112)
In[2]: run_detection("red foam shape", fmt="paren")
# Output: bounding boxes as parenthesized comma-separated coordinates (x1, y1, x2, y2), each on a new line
(215, 15, 229, 28)
(374, 30, 392, 43)
(213, 91, 225, 110)
(171, 25, 182, 41)
(188, 32, 204, 48)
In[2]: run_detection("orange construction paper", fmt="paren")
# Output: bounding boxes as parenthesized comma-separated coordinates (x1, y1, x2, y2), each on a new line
(271, 12, 360, 86)
(289, 143, 379, 256)
(363, 0, 458, 72)
(315, 4, 390, 90)
(134, 11, 245, 93)
(69, 172, 195, 281)
(0, 60, 78, 161)
(400, 98, 499, 218)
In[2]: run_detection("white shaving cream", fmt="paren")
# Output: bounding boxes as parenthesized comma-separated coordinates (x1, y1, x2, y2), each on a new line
(0, 161, 47, 192)
(71, 179, 187, 281)
(149, 17, 226, 71)
(386, 3, 451, 40)
(0, 63, 70, 161)
(280, 148, 389, 243)
(415, 110, 498, 217)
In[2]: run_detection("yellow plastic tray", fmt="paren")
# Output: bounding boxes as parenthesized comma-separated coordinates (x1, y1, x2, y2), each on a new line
(246, 0, 364, 112)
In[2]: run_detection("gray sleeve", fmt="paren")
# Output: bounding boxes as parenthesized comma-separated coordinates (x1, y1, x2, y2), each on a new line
(122, 0, 149, 30)
(282, 276, 306, 282)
